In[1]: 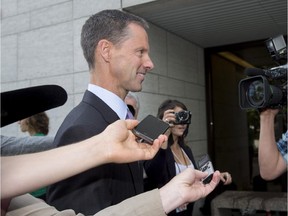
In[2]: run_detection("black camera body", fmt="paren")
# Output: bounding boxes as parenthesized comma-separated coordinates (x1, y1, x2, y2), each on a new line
(174, 110, 192, 125)
(239, 35, 287, 110)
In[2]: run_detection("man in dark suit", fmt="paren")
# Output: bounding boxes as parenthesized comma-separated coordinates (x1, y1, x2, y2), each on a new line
(46, 9, 154, 214)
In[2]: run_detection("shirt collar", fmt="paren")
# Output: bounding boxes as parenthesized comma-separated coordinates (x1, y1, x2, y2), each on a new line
(88, 84, 129, 120)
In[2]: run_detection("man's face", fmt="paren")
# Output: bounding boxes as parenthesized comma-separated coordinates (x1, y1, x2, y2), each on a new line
(109, 23, 154, 94)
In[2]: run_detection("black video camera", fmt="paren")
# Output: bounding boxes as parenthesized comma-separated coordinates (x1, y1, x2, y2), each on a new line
(174, 110, 192, 125)
(239, 35, 287, 110)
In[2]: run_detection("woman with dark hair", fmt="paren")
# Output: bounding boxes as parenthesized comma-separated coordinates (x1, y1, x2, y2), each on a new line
(144, 99, 232, 216)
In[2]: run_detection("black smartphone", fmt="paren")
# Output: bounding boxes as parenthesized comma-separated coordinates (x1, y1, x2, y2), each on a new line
(198, 154, 214, 184)
(132, 115, 170, 144)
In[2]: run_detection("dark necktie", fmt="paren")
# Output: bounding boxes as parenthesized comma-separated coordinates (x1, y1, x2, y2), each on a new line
(126, 109, 134, 119)
(126, 108, 141, 173)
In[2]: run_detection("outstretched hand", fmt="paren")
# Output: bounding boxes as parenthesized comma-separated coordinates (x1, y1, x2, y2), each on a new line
(102, 119, 167, 163)
(220, 172, 232, 185)
(160, 169, 221, 214)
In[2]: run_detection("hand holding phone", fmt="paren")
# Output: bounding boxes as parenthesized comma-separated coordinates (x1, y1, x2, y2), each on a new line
(198, 154, 215, 184)
(132, 115, 170, 144)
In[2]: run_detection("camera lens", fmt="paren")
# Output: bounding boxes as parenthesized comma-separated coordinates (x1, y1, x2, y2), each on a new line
(247, 80, 265, 106)
(177, 111, 189, 121)
(174, 111, 191, 125)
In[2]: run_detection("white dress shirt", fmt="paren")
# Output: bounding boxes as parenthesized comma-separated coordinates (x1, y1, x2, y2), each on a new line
(88, 84, 130, 120)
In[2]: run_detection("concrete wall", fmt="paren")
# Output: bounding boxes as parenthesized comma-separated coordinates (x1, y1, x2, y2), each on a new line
(1, 0, 207, 158)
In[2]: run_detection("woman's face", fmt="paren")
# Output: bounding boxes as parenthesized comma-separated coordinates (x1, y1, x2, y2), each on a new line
(170, 106, 187, 137)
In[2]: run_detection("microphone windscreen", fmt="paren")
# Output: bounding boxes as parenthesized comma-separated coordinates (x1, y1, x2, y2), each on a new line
(1, 85, 67, 127)
(244, 68, 265, 77)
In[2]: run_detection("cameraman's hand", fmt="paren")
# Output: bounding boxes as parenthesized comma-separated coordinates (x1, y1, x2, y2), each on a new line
(260, 108, 279, 118)
(160, 109, 176, 149)
(159, 169, 221, 214)
(163, 109, 176, 126)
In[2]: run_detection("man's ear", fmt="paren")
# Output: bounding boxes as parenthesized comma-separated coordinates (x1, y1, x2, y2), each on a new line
(98, 39, 111, 62)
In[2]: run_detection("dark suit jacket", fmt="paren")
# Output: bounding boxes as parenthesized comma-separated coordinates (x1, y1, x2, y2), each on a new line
(144, 144, 197, 216)
(46, 91, 143, 215)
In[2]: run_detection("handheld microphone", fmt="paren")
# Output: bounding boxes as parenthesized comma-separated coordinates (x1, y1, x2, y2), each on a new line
(1, 85, 68, 127)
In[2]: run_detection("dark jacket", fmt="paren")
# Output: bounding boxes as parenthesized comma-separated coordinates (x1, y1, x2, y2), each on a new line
(46, 91, 143, 215)
(144, 144, 197, 216)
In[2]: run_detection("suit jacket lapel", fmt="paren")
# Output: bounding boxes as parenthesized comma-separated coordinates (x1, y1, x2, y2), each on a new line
(82, 90, 119, 124)
(83, 90, 143, 193)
